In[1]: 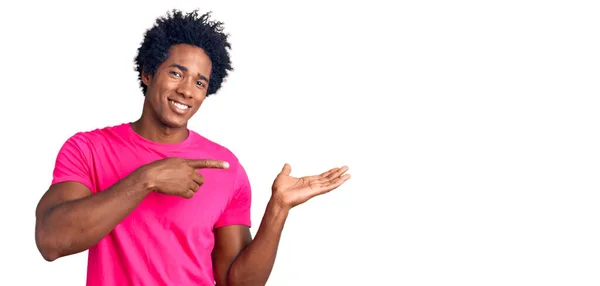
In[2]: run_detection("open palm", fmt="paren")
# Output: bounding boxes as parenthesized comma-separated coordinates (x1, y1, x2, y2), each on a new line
(272, 163, 351, 209)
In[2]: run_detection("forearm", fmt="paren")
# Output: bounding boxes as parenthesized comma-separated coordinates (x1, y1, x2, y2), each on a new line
(227, 199, 289, 286)
(37, 171, 151, 261)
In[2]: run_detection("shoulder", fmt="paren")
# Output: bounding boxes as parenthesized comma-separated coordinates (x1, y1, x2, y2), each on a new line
(54, 124, 130, 163)
(60, 123, 129, 147)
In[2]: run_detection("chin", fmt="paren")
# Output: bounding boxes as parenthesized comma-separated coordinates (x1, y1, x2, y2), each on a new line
(164, 122, 187, 129)
(160, 115, 189, 129)
(166, 121, 188, 129)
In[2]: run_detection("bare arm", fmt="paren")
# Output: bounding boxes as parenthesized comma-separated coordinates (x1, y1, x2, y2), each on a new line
(212, 164, 350, 286)
(34, 170, 151, 262)
(212, 199, 288, 286)
(36, 156, 227, 262)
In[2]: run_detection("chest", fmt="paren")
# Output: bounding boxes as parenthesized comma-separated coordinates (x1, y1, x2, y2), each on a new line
(88, 140, 236, 232)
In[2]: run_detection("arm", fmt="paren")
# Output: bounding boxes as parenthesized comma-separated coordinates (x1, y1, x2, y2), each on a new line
(212, 199, 288, 286)
(35, 171, 151, 261)
(212, 163, 350, 286)
(36, 145, 225, 262)
(35, 133, 153, 261)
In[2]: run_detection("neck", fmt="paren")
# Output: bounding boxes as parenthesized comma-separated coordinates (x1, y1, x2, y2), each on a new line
(131, 113, 189, 144)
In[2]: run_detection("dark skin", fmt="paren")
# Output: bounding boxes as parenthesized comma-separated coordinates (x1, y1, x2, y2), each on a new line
(35, 44, 351, 286)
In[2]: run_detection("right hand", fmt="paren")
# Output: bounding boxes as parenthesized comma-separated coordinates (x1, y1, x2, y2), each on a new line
(139, 157, 229, 199)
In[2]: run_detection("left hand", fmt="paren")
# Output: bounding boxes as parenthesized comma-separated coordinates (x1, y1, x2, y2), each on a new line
(271, 163, 351, 210)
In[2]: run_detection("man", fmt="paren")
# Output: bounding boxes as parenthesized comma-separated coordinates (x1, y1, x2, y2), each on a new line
(34, 9, 350, 286)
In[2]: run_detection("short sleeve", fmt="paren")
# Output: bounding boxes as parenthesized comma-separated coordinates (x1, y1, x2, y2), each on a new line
(51, 133, 95, 192)
(214, 162, 252, 228)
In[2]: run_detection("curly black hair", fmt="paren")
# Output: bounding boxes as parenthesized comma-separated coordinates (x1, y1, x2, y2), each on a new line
(134, 9, 233, 96)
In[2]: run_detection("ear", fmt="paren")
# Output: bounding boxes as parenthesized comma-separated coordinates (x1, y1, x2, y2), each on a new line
(141, 68, 153, 86)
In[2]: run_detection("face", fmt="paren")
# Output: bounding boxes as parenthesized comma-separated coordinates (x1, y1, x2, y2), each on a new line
(141, 44, 212, 128)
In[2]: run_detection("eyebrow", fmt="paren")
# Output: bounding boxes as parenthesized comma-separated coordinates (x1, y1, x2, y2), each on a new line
(169, 64, 209, 83)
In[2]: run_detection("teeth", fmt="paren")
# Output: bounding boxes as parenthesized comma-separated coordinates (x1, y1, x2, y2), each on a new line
(170, 100, 189, 110)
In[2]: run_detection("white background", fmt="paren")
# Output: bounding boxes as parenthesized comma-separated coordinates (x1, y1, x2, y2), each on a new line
(1, 0, 599, 285)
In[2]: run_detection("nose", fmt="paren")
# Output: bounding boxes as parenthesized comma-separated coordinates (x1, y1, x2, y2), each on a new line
(176, 80, 194, 98)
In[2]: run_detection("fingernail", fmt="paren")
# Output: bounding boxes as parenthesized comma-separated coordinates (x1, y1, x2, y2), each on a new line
(223, 162, 230, 168)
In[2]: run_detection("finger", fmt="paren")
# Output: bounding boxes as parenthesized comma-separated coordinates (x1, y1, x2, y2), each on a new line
(302, 167, 338, 181)
(329, 173, 351, 187)
(319, 167, 339, 178)
(325, 166, 349, 179)
(191, 172, 205, 186)
(312, 173, 351, 195)
(188, 181, 200, 192)
(182, 190, 195, 199)
(280, 163, 292, 176)
(307, 166, 347, 185)
(186, 159, 230, 169)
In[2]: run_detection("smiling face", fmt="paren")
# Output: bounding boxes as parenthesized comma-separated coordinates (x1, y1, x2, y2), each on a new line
(141, 44, 212, 129)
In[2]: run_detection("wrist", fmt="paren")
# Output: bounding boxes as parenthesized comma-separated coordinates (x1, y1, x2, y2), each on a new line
(267, 197, 291, 215)
(134, 166, 155, 193)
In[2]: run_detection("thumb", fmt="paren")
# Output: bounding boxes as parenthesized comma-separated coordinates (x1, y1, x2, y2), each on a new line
(280, 163, 292, 176)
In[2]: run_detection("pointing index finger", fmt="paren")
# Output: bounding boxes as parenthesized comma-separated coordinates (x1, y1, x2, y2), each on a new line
(186, 159, 230, 169)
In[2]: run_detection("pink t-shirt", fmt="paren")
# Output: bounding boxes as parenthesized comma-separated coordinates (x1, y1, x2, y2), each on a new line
(51, 123, 252, 286)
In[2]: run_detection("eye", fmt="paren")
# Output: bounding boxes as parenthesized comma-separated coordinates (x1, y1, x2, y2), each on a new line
(196, 81, 205, 88)
(170, 71, 182, 78)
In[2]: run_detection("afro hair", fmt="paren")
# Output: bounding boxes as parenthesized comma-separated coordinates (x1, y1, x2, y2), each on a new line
(134, 9, 233, 96)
